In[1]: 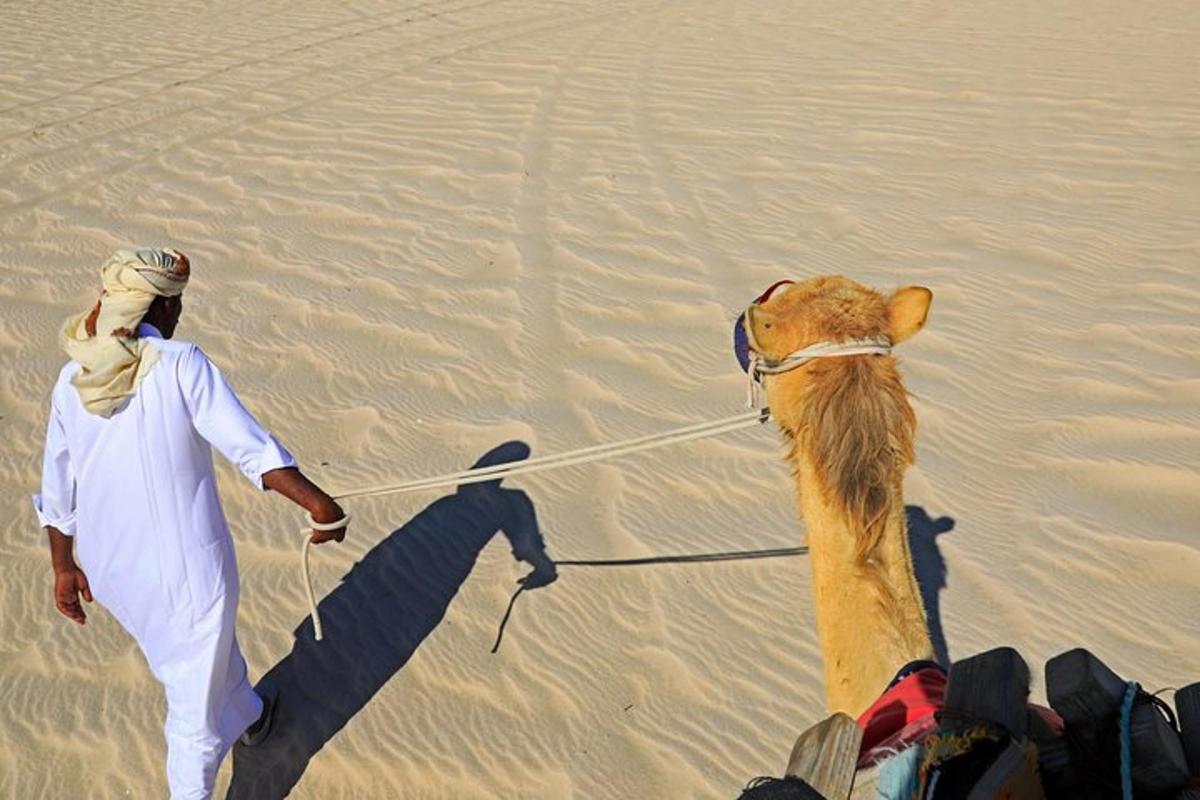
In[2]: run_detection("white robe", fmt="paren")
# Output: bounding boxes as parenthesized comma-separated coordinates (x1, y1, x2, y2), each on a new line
(34, 323, 296, 799)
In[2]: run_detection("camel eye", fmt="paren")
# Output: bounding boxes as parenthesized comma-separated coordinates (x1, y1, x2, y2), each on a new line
(764, 322, 772, 329)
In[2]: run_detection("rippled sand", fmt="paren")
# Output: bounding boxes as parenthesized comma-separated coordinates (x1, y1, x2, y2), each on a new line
(2, 1, 1198, 797)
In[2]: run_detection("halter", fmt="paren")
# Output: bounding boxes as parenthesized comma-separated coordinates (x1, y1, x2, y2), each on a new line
(743, 301, 892, 408)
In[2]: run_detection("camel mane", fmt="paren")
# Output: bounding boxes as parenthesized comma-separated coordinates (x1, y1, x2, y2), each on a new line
(793, 354, 916, 569)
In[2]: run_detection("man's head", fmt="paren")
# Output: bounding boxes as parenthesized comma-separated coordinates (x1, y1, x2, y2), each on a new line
(62, 247, 192, 415)
(136, 248, 189, 338)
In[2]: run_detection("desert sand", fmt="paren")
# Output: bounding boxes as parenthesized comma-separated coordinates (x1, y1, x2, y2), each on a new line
(2, 1, 1198, 797)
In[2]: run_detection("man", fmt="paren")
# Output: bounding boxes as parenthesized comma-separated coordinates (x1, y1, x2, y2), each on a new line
(33, 247, 347, 799)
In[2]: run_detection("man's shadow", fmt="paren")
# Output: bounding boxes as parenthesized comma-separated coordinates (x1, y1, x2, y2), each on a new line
(906, 505, 955, 667)
(226, 442, 554, 800)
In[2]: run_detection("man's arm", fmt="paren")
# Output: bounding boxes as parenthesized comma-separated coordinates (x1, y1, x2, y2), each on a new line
(179, 346, 348, 544)
(180, 345, 300, 489)
(263, 467, 347, 544)
(36, 390, 91, 624)
(47, 526, 92, 624)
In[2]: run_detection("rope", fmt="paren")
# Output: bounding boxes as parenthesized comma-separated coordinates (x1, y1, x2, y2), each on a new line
(299, 513, 350, 641)
(489, 547, 808, 653)
(333, 409, 768, 501)
(754, 337, 894, 374)
(1120, 680, 1138, 800)
(555, 547, 806, 567)
(744, 336, 892, 408)
(300, 538, 322, 641)
(301, 409, 773, 640)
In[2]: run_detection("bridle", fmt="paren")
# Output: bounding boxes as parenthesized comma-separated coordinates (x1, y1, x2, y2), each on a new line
(741, 283, 892, 408)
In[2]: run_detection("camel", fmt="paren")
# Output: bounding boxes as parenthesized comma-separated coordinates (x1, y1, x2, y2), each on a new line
(742, 275, 935, 716)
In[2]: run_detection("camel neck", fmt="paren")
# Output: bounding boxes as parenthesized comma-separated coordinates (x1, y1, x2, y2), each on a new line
(795, 451, 933, 715)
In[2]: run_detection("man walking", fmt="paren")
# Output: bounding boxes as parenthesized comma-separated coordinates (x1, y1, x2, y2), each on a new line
(33, 248, 347, 799)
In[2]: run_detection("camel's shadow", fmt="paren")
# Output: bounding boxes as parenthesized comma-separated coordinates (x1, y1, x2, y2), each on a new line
(225, 442, 552, 800)
(906, 505, 955, 667)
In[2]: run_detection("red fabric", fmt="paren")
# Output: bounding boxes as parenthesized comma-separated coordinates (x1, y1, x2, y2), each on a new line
(853, 668, 1066, 768)
(856, 668, 947, 767)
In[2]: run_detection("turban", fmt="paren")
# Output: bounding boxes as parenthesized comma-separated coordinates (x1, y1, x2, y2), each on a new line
(61, 248, 191, 416)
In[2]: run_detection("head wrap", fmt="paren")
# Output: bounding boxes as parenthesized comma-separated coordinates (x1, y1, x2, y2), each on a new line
(61, 248, 191, 416)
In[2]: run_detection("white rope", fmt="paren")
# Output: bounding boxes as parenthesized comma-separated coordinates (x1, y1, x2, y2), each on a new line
(756, 337, 893, 374)
(299, 409, 770, 640)
(299, 539, 322, 640)
(299, 514, 350, 641)
(307, 512, 353, 531)
(745, 336, 892, 409)
(333, 409, 768, 500)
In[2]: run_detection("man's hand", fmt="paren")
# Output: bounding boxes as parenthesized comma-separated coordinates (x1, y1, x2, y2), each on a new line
(308, 497, 348, 545)
(309, 527, 347, 545)
(54, 566, 93, 625)
(262, 467, 348, 546)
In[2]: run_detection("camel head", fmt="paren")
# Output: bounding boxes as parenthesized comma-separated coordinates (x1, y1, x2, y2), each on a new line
(739, 275, 932, 564)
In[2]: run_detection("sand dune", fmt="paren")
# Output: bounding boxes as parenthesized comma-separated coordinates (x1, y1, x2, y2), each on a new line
(2, 1, 1198, 797)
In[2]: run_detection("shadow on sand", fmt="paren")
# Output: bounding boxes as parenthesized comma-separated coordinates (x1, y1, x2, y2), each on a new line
(225, 442, 554, 799)
(906, 505, 955, 667)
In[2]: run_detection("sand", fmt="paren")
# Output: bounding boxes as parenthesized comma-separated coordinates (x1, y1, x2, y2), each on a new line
(2, 1, 1198, 797)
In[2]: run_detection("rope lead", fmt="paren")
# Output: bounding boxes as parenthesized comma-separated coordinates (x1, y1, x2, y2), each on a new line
(299, 410, 770, 641)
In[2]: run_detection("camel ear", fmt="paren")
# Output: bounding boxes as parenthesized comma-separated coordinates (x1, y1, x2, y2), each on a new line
(886, 286, 932, 344)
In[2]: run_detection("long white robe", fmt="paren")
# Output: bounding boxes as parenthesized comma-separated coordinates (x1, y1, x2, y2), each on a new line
(34, 323, 296, 800)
